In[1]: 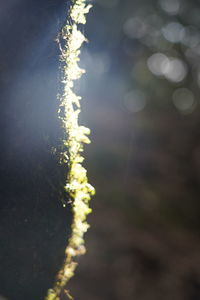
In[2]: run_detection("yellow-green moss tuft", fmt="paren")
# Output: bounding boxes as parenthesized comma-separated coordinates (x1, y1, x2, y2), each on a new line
(45, 1, 95, 299)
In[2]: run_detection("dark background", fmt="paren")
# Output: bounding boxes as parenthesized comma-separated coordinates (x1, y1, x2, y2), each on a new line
(1, 0, 200, 299)
(0, 0, 70, 299)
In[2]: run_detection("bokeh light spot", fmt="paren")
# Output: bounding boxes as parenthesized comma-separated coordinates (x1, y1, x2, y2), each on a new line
(163, 58, 187, 82)
(159, 0, 180, 15)
(172, 88, 195, 113)
(147, 53, 187, 82)
(162, 22, 185, 43)
(124, 90, 146, 113)
(147, 53, 169, 76)
(123, 17, 148, 39)
(182, 26, 200, 48)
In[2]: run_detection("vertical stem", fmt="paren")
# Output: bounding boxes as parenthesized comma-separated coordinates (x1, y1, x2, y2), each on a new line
(45, 1, 95, 299)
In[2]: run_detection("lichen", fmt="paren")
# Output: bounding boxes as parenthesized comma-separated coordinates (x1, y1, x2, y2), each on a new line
(45, 1, 95, 299)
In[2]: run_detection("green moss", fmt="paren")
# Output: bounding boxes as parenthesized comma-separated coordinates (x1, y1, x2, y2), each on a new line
(45, 1, 95, 299)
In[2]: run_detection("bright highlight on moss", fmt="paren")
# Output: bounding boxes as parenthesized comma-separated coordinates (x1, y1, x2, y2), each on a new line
(45, 1, 95, 299)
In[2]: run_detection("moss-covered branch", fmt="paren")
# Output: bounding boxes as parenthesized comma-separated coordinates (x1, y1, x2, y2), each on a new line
(45, 1, 95, 299)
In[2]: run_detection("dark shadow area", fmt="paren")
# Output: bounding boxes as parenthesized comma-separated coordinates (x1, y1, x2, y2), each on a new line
(0, 1, 71, 299)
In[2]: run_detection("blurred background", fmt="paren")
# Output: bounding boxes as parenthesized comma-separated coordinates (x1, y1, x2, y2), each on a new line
(1, 0, 200, 299)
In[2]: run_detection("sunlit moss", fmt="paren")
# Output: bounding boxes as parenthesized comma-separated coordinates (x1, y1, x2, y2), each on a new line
(45, 1, 94, 299)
